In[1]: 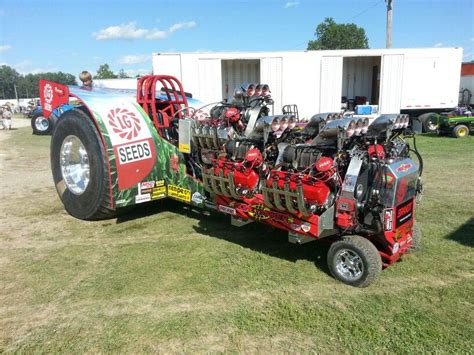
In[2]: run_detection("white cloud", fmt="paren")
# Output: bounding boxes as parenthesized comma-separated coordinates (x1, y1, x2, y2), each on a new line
(118, 54, 150, 65)
(94, 21, 197, 40)
(285, 1, 300, 8)
(169, 21, 196, 33)
(146, 29, 168, 40)
(0, 44, 11, 52)
(94, 22, 147, 40)
(434, 42, 444, 48)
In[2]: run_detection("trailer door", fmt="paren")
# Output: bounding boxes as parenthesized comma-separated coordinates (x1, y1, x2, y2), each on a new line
(379, 54, 404, 114)
(260, 57, 283, 115)
(198, 59, 222, 103)
(320, 56, 343, 112)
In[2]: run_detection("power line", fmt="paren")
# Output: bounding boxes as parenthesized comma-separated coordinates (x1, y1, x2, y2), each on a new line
(344, 0, 384, 22)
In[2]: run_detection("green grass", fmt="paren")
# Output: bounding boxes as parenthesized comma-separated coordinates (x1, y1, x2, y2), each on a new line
(0, 128, 473, 352)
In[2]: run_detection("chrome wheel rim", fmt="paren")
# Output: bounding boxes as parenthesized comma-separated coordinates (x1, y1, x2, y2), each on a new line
(35, 116, 49, 131)
(335, 248, 364, 281)
(60, 135, 90, 195)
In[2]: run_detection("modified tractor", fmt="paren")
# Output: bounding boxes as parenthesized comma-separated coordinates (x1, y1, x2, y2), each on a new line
(39, 76, 423, 287)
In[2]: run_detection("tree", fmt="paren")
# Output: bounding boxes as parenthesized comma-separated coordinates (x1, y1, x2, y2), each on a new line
(118, 69, 129, 78)
(0, 65, 77, 99)
(307, 17, 369, 50)
(95, 64, 117, 79)
(0, 65, 20, 99)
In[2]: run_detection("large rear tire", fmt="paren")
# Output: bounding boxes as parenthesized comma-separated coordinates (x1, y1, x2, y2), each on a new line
(31, 112, 57, 135)
(327, 236, 382, 287)
(51, 109, 115, 220)
(418, 112, 438, 133)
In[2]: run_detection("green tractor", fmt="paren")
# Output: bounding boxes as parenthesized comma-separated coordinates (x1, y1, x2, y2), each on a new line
(431, 106, 474, 138)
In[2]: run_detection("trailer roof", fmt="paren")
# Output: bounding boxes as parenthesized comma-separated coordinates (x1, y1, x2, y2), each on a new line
(153, 47, 463, 58)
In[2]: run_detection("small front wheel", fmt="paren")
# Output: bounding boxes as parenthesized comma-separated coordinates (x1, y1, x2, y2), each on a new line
(453, 124, 470, 138)
(327, 236, 382, 287)
(31, 112, 57, 135)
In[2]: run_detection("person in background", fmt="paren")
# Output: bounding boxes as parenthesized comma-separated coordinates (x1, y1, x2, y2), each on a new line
(2, 106, 12, 130)
(79, 70, 93, 89)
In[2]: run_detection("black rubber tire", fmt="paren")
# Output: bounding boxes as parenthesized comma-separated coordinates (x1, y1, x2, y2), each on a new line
(418, 112, 438, 133)
(452, 124, 470, 138)
(407, 222, 422, 253)
(51, 109, 115, 220)
(31, 112, 57, 135)
(327, 236, 382, 287)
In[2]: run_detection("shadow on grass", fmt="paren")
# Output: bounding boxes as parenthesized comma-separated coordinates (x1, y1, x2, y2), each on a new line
(446, 218, 474, 248)
(117, 199, 332, 276)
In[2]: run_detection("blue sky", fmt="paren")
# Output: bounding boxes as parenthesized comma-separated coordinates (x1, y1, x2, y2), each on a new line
(0, 0, 472, 78)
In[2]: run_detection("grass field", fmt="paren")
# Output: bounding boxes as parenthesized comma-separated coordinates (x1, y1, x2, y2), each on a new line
(0, 124, 473, 352)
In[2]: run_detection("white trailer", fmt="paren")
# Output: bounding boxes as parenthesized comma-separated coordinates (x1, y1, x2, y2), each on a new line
(152, 48, 463, 130)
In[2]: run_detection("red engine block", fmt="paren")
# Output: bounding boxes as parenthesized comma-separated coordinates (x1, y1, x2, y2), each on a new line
(213, 149, 262, 192)
(266, 170, 331, 206)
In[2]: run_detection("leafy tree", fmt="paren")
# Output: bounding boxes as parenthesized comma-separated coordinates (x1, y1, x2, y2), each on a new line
(307, 17, 369, 50)
(0, 65, 20, 99)
(0, 65, 77, 99)
(95, 64, 117, 79)
(118, 69, 130, 78)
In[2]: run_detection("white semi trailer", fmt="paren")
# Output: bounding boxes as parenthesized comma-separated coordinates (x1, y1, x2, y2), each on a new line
(152, 47, 463, 132)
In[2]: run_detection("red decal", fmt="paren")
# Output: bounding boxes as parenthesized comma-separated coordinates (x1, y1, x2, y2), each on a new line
(396, 163, 413, 173)
(114, 138, 156, 190)
(108, 108, 142, 140)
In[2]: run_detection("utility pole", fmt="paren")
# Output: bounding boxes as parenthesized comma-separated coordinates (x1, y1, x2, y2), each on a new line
(14, 83, 19, 104)
(386, 0, 393, 48)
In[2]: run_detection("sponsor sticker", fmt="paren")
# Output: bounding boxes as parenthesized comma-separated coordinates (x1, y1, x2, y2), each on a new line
(384, 208, 394, 231)
(179, 143, 191, 154)
(191, 192, 205, 204)
(218, 205, 236, 215)
(108, 107, 142, 141)
(396, 199, 413, 227)
(396, 163, 413, 173)
(168, 184, 191, 202)
(151, 180, 167, 199)
(117, 140, 153, 165)
(135, 193, 151, 204)
(248, 205, 270, 221)
(141, 181, 155, 190)
(392, 242, 400, 254)
(43, 83, 53, 112)
(301, 222, 311, 233)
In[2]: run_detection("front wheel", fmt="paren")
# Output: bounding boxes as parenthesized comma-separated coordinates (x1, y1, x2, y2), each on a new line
(51, 109, 115, 220)
(31, 112, 57, 135)
(453, 124, 470, 138)
(327, 236, 382, 287)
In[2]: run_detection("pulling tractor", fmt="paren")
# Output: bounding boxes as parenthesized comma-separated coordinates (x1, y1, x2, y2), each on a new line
(40, 76, 423, 287)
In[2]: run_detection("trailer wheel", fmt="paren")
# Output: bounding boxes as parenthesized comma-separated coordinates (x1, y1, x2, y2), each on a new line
(51, 109, 115, 220)
(418, 112, 438, 133)
(31, 112, 57, 135)
(453, 124, 470, 138)
(327, 236, 382, 287)
(407, 222, 422, 253)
